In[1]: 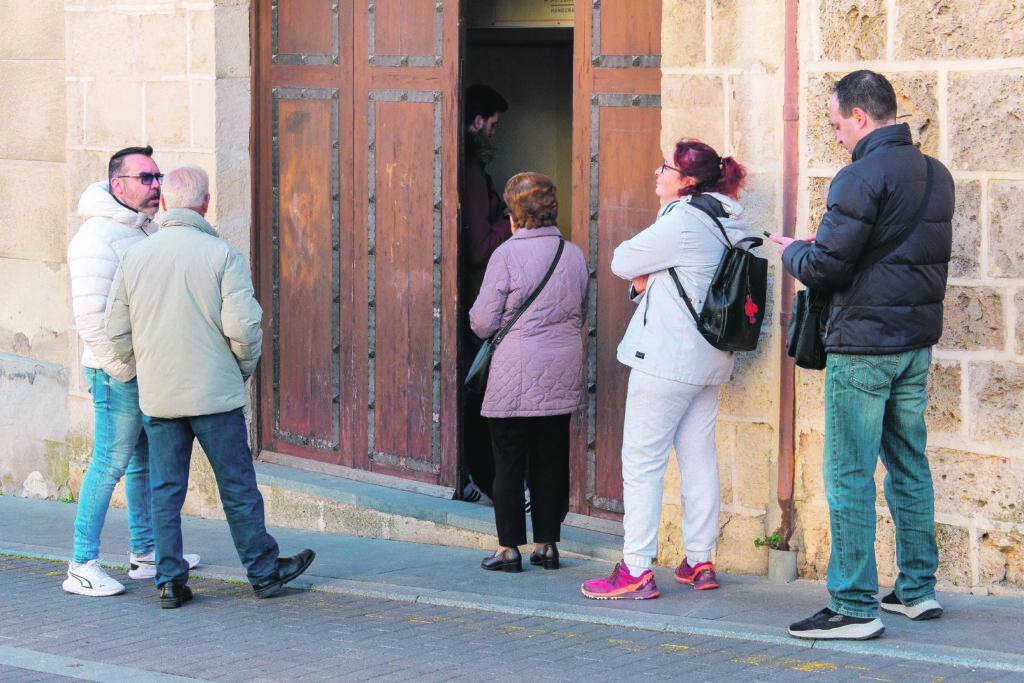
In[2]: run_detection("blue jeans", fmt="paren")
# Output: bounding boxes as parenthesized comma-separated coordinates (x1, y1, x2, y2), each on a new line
(824, 349, 939, 618)
(143, 408, 278, 587)
(72, 368, 153, 563)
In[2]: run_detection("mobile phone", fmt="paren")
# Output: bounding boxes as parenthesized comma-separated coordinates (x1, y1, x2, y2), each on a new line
(763, 230, 773, 238)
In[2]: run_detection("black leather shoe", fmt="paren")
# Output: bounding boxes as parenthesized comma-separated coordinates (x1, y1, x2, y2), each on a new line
(529, 543, 559, 570)
(481, 547, 522, 573)
(253, 549, 316, 598)
(159, 582, 193, 609)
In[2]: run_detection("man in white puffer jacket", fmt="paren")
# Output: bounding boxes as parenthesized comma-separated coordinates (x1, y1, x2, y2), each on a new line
(64, 146, 198, 597)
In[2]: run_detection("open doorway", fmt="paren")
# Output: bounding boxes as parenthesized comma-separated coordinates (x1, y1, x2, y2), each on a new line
(464, 22, 574, 236)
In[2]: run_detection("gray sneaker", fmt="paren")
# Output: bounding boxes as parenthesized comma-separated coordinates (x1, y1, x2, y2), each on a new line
(788, 607, 884, 640)
(879, 591, 943, 621)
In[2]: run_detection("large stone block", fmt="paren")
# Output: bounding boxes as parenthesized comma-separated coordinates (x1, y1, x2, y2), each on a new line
(989, 181, 1024, 278)
(818, 0, 887, 61)
(1018, 288, 1024, 355)
(0, 354, 70, 498)
(731, 74, 782, 168)
(0, 0, 63, 60)
(66, 12, 136, 79)
(215, 4, 252, 79)
(949, 71, 1024, 172)
(65, 149, 110, 215)
(138, 12, 189, 79)
(805, 75, 845, 170)
(968, 361, 1024, 443)
(719, 350, 775, 417)
(795, 426, 824, 504)
(939, 286, 1003, 351)
(189, 9, 215, 75)
(874, 514, 897, 587)
(84, 81, 143, 146)
(732, 422, 773, 508)
(216, 77, 251, 155)
(0, 60, 65, 162)
(0, 259, 72, 365)
(793, 499, 830, 579)
(806, 72, 941, 168)
(710, 0, 784, 70)
(660, 75, 725, 154)
(0, 160, 67, 262)
(931, 448, 1024, 524)
(979, 529, 1024, 590)
(146, 81, 191, 147)
(897, 2, 1024, 60)
(714, 510, 769, 575)
(925, 359, 962, 436)
(661, 0, 705, 68)
(935, 523, 971, 590)
(950, 179, 981, 279)
(191, 79, 217, 149)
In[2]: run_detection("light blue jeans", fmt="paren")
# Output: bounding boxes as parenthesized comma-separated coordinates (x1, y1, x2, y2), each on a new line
(72, 368, 154, 563)
(824, 349, 939, 618)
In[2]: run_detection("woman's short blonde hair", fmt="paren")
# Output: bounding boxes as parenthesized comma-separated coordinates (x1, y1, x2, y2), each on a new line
(503, 172, 558, 230)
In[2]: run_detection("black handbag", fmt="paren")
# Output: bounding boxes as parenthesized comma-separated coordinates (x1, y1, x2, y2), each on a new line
(668, 201, 768, 353)
(786, 158, 935, 370)
(465, 238, 565, 394)
(787, 288, 828, 369)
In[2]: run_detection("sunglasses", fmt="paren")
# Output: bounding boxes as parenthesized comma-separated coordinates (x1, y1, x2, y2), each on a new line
(116, 172, 164, 186)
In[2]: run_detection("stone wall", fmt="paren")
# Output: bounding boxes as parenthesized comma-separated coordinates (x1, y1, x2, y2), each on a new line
(0, 0, 73, 497)
(0, 0, 252, 510)
(659, 0, 1024, 596)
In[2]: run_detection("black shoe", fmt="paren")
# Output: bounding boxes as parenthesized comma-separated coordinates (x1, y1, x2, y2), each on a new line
(529, 544, 559, 570)
(159, 582, 193, 609)
(481, 547, 522, 573)
(788, 607, 884, 640)
(879, 591, 943, 620)
(253, 549, 316, 598)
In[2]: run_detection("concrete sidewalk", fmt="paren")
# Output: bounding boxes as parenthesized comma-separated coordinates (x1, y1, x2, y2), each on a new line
(1, 494, 1021, 673)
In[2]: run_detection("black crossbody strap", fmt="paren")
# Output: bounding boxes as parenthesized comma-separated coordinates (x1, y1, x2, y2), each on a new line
(669, 267, 703, 328)
(492, 238, 564, 346)
(860, 157, 934, 270)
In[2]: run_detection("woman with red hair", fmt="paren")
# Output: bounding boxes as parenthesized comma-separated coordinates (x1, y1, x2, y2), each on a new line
(582, 139, 749, 599)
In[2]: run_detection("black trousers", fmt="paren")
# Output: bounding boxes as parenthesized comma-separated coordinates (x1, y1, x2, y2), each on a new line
(488, 414, 570, 548)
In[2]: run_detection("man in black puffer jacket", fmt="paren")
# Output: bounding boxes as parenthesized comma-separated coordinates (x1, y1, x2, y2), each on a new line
(772, 71, 955, 641)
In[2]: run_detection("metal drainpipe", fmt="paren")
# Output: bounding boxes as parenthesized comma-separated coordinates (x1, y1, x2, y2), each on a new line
(776, 0, 799, 551)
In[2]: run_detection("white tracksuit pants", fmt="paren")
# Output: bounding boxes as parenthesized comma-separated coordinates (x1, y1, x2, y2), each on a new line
(620, 369, 721, 571)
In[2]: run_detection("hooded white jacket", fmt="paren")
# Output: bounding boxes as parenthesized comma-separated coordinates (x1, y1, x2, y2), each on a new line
(611, 193, 749, 386)
(67, 181, 158, 382)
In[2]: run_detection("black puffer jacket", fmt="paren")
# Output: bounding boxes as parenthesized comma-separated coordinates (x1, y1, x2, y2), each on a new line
(782, 123, 955, 354)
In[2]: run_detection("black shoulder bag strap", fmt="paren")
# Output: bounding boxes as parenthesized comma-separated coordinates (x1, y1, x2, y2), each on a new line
(491, 238, 565, 347)
(859, 157, 934, 270)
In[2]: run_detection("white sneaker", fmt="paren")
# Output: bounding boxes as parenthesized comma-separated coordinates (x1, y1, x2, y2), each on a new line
(128, 551, 201, 580)
(63, 560, 125, 597)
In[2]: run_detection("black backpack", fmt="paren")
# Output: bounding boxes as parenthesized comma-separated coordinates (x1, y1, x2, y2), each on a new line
(667, 198, 767, 353)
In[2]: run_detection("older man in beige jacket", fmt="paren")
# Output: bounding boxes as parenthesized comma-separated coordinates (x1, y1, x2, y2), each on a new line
(106, 164, 314, 609)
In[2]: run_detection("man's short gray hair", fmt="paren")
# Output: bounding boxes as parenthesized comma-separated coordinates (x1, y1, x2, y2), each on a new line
(161, 164, 209, 210)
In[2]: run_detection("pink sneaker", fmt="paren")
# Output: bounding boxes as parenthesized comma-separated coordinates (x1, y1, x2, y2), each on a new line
(674, 558, 719, 590)
(581, 560, 659, 600)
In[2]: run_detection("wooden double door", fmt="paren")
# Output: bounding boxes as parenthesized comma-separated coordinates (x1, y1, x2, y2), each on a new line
(252, 0, 661, 521)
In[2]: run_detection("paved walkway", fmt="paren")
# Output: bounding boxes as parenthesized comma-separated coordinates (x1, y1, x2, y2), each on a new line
(1, 495, 1022, 676)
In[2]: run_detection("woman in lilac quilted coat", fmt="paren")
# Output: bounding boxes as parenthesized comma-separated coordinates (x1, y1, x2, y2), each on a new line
(469, 172, 589, 573)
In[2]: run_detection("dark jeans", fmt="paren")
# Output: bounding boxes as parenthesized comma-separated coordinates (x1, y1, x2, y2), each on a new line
(488, 414, 570, 548)
(143, 408, 279, 587)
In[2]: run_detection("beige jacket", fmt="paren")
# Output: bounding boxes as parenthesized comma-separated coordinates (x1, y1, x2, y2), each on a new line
(105, 208, 262, 418)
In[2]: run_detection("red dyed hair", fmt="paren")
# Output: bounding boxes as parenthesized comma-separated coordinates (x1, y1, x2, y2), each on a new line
(671, 139, 746, 199)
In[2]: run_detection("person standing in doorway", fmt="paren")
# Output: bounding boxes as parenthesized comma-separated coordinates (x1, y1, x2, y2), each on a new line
(461, 84, 513, 505)
(771, 70, 955, 641)
(105, 164, 314, 609)
(64, 145, 199, 597)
